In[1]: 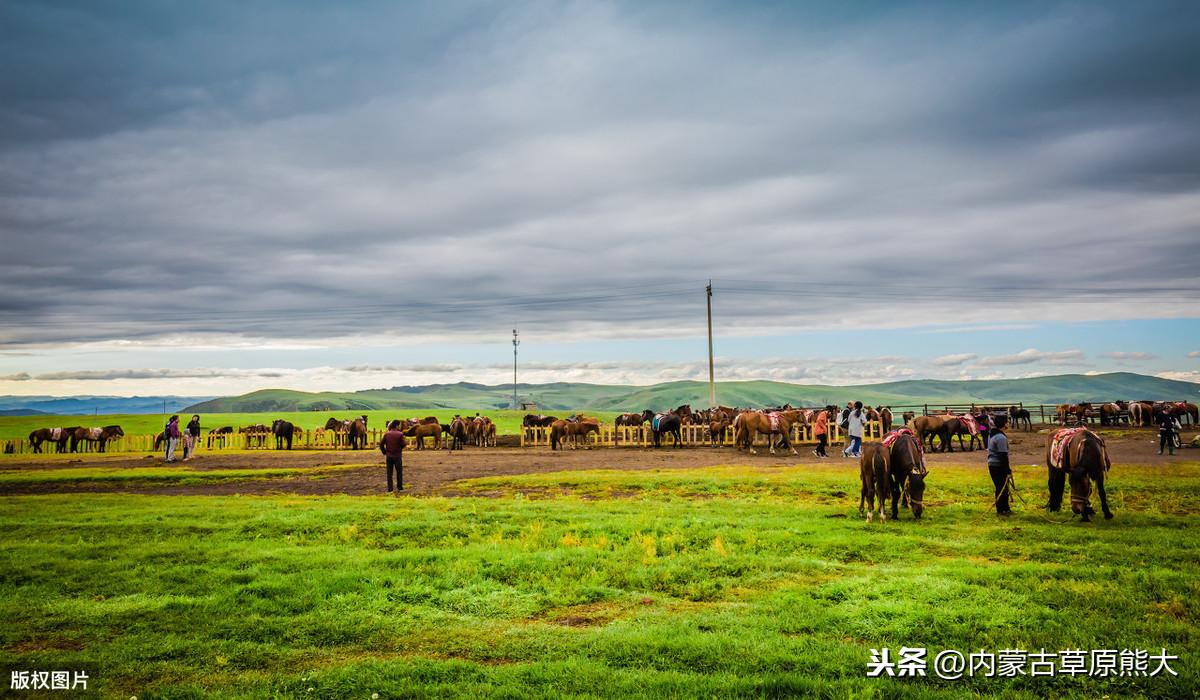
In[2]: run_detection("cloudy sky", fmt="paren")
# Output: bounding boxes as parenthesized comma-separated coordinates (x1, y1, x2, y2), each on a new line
(1, 1, 1198, 396)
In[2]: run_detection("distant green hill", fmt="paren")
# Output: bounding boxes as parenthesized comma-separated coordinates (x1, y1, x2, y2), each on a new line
(184, 372, 1199, 413)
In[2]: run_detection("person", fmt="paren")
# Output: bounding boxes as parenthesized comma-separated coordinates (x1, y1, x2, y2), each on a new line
(843, 401, 866, 458)
(839, 402, 852, 432)
(976, 411, 992, 448)
(163, 415, 181, 463)
(987, 415, 1012, 515)
(183, 414, 201, 461)
(1157, 409, 1182, 456)
(379, 419, 407, 492)
(812, 408, 829, 458)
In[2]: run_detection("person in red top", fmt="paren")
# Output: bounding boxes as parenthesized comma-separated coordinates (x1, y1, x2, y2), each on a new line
(812, 408, 829, 459)
(379, 420, 407, 493)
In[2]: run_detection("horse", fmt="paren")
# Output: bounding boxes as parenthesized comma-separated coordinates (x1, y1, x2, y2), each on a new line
(70, 426, 124, 453)
(901, 410, 916, 424)
(1007, 405, 1032, 431)
(239, 424, 270, 448)
(1098, 402, 1124, 426)
(522, 414, 557, 427)
(448, 417, 469, 450)
(941, 416, 982, 452)
(859, 431, 927, 522)
(707, 418, 730, 447)
(614, 413, 646, 427)
(636, 410, 681, 449)
(404, 422, 442, 450)
(1174, 402, 1199, 425)
(1046, 428, 1113, 521)
(908, 415, 947, 452)
(271, 420, 297, 450)
(550, 418, 600, 450)
(28, 427, 75, 454)
(206, 426, 234, 449)
(1128, 401, 1150, 427)
(347, 415, 368, 450)
(675, 405, 694, 425)
(733, 410, 805, 455)
(877, 407, 893, 433)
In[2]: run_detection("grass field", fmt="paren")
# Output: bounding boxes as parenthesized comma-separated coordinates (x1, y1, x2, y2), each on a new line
(0, 410, 623, 442)
(1, 460, 1196, 698)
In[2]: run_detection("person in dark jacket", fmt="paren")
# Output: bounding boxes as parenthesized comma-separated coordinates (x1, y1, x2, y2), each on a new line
(986, 415, 1012, 515)
(183, 414, 201, 461)
(1157, 410, 1182, 456)
(379, 420, 407, 492)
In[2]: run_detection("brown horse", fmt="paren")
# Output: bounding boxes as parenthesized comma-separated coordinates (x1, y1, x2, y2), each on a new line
(1098, 402, 1124, 426)
(908, 415, 946, 452)
(675, 404, 695, 425)
(941, 416, 982, 452)
(522, 414, 557, 428)
(1128, 401, 1152, 427)
(239, 424, 270, 448)
(708, 418, 730, 447)
(1046, 429, 1113, 521)
(448, 417, 468, 450)
(404, 422, 442, 450)
(206, 426, 234, 449)
(901, 410, 915, 424)
(614, 413, 647, 427)
(550, 419, 600, 450)
(70, 426, 124, 453)
(29, 427, 76, 454)
(877, 407, 893, 433)
(735, 410, 806, 455)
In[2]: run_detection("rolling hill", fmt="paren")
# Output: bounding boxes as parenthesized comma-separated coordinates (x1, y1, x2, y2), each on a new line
(183, 372, 1199, 413)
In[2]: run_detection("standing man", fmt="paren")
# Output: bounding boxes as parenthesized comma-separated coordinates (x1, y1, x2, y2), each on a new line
(987, 415, 1012, 516)
(380, 419, 407, 493)
(1157, 409, 1181, 456)
(812, 408, 829, 458)
(164, 415, 181, 463)
(183, 414, 201, 461)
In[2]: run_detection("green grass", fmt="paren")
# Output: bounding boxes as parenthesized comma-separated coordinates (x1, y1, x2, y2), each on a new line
(0, 463, 369, 486)
(0, 409, 623, 442)
(0, 461, 1197, 697)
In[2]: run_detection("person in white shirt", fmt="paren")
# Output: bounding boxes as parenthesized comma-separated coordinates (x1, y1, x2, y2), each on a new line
(843, 401, 867, 458)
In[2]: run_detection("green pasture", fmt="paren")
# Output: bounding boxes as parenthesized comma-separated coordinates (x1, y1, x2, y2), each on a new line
(0, 460, 1196, 698)
(0, 409, 623, 442)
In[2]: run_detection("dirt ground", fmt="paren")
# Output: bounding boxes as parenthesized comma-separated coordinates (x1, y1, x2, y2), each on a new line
(0, 427, 1194, 497)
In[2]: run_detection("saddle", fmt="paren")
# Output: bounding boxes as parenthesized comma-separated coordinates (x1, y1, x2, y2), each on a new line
(960, 414, 979, 435)
(88, 428, 103, 440)
(652, 414, 664, 431)
(767, 412, 782, 432)
(883, 428, 926, 471)
(1049, 427, 1089, 470)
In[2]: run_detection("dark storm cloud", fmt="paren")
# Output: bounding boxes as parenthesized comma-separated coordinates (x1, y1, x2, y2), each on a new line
(1, 1, 1198, 346)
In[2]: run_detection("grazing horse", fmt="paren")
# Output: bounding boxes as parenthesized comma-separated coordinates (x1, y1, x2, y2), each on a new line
(70, 426, 124, 453)
(859, 430, 927, 522)
(29, 427, 75, 454)
(550, 418, 600, 450)
(271, 420, 297, 450)
(1007, 405, 1032, 431)
(1046, 428, 1113, 521)
(638, 410, 682, 449)
(733, 410, 805, 455)
(404, 422, 442, 450)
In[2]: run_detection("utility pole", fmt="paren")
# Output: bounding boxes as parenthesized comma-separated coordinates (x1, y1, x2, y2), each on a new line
(706, 281, 716, 409)
(512, 329, 520, 410)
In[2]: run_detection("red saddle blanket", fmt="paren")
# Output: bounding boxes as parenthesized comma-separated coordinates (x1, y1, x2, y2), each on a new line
(767, 412, 782, 432)
(1049, 427, 1089, 469)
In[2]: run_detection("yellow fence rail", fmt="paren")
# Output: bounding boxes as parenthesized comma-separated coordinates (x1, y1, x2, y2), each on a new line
(519, 421, 884, 448)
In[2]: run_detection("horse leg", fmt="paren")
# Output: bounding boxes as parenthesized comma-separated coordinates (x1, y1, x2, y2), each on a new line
(1097, 475, 1113, 520)
(749, 429, 758, 455)
(1047, 468, 1065, 512)
(891, 478, 901, 520)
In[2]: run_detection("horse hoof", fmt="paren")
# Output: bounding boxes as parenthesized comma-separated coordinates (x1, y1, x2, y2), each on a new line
(1104, 512, 1114, 520)
(865, 512, 872, 522)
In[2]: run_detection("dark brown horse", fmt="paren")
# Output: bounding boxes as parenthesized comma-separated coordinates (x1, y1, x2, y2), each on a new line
(522, 414, 557, 428)
(206, 426, 234, 449)
(448, 417, 468, 450)
(675, 405, 694, 425)
(640, 410, 683, 449)
(1007, 405, 1032, 431)
(271, 420, 297, 450)
(908, 415, 947, 452)
(614, 413, 647, 427)
(240, 424, 270, 448)
(877, 407, 893, 433)
(29, 427, 76, 453)
(859, 431, 927, 521)
(1046, 429, 1113, 521)
(70, 426, 124, 453)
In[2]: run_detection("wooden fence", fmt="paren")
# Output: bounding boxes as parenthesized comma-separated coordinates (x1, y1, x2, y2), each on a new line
(0, 428, 401, 456)
(520, 421, 885, 448)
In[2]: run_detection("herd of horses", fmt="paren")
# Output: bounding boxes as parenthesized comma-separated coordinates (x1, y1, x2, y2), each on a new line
(27, 425, 125, 453)
(1055, 400, 1198, 427)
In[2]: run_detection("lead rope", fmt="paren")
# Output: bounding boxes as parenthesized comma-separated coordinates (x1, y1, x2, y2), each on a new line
(969, 474, 1075, 525)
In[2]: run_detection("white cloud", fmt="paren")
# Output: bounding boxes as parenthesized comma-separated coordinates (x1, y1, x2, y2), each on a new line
(1104, 351, 1156, 361)
(1156, 371, 1200, 385)
(1188, 351, 1200, 358)
(932, 353, 977, 366)
(976, 348, 1085, 366)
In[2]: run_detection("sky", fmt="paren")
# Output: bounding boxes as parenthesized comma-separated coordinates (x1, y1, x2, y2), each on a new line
(1, 1, 1198, 396)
